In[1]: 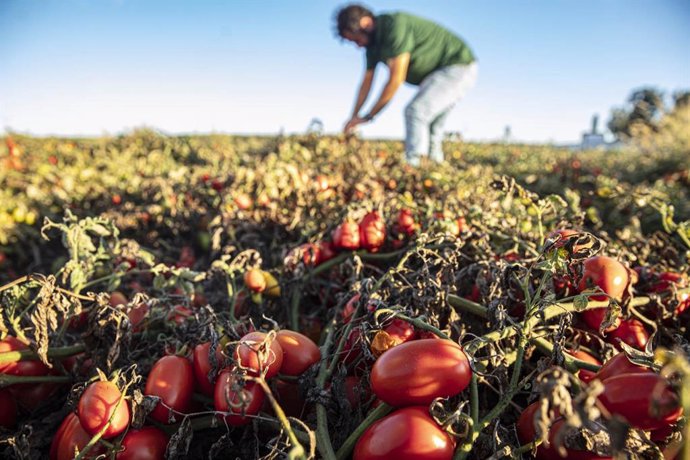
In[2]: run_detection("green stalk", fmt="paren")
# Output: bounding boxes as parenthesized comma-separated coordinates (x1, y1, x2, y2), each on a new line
(335, 403, 393, 460)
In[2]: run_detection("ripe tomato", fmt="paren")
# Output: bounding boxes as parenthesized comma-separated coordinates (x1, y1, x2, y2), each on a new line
(342, 293, 361, 323)
(353, 406, 455, 460)
(516, 401, 541, 445)
(214, 370, 265, 426)
(192, 342, 224, 397)
(396, 209, 417, 236)
(359, 211, 386, 252)
(318, 240, 337, 263)
(578, 256, 629, 302)
(370, 319, 418, 357)
(370, 339, 471, 407)
(565, 349, 600, 383)
(539, 419, 612, 460)
(606, 318, 649, 350)
(650, 271, 690, 316)
(244, 269, 266, 293)
(595, 353, 652, 382)
(50, 412, 105, 460)
(0, 336, 50, 380)
(128, 303, 149, 332)
(598, 373, 682, 430)
(109, 291, 128, 308)
(581, 308, 621, 333)
(116, 426, 168, 460)
(234, 331, 284, 378)
(275, 330, 321, 376)
(145, 355, 194, 423)
(0, 388, 17, 427)
(78, 380, 130, 439)
(332, 221, 361, 250)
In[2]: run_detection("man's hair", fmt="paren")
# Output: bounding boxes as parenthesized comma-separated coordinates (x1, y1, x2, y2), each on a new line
(335, 4, 374, 38)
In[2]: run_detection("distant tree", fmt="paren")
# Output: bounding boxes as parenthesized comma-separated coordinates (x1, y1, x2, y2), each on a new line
(608, 87, 665, 139)
(673, 90, 690, 109)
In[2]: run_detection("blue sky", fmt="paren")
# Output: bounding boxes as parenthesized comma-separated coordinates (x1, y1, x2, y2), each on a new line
(1, 0, 688, 143)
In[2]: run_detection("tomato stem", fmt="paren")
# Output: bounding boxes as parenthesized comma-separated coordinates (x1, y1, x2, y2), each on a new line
(0, 343, 86, 365)
(0, 374, 71, 387)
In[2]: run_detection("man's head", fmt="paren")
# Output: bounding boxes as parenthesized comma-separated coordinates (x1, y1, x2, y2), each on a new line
(335, 4, 375, 48)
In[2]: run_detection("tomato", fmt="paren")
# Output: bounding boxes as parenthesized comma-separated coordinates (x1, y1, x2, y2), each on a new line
(370, 339, 471, 407)
(192, 342, 224, 397)
(606, 318, 649, 350)
(396, 209, 417, 236)
(234, 331, 284, 379)
(287, 243, 321, 268)
(318, 240, 337, 263)
(546, 229, 586, 254)
(233, 192, 253, 210)
(128, 303, 149, 332)
(315, 174, 329, 191)
(274, 379, 308, 417)
(651, 271, 690, 316)
(244, 269, 266, 293)
(595, 353, 652, 382)
(261, 270, 281, 297)
(353, 406, 454, 460)
(516, 401, 541, 445)
(214, 369, 265, 426)
(77, 381, 130, 439)
(116, 426, 168, 460)
(51, 412, 105, 460)
(0, 336, 50, 380)
(579, 256, 629, 332)
(166, 305, 193, 326)
(581, 308, 621, 333)
(211, 179, 223, 191)
(109, 291, 128, 308)
(370, 319, 417, 357)
(145, 355, 194, 423)
(565, 349, 600, 383)
(598, 373, 682, 430)
(275, 330, 321, 376)
(359, 211, 386, 252)
(342, 293, 361, 323)
(0, 388, 17, 427)
(332, 221, 361, 250)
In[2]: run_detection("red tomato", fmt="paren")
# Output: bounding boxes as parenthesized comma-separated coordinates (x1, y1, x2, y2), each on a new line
(145, 355, 194, 424)
(234, 331, 284, 379)
(370, 339, 471, 407)
(192, 342, 225, 397)
(244, 269, 266, 293)
(581, 308, 621, 334)
(359, 211, 386, 252)
(606, 318, 649, 350)
(546, 229, 584, 253)
(578, 256, 629, 302)
(353, 406, 455, 460)
(233, 192, 253, 210)
(0, 336, 50, 380)
(318, 240, 337, 263)
(332, 221, 361, 250)
(116, 426, 168, 460)
(516, 401, 540, 445)
(595, 353, 653, 382)
(651, 271, 690, 316)
(383, 318, 417, 344)
(166, 305, 193, 326)
(565, 349, 600, 383)
(342, 293, 361, 323)
(128, 303, 149, 332)
(275, 330, 321, 376)
(397, 209, 417, 236)
(598, 373, 682, 430)
(214, 370, 265, 426)
(77, 381, 130, 439)
(50, 413, 105, 460)
(0, 388, 17, 427)
(274, 379, 307, 417)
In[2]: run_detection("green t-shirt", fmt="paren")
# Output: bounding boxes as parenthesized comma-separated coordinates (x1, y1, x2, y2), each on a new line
(366, 12, 476, 85)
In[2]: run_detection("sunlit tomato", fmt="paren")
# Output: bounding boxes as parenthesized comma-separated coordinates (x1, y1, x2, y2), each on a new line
(234, 331, 284, 378)
(0, 389, 17, 427)
(581, 308, 621, 334)
(109, 291, 128, 307)
(244, 268, 266, 293)
(275, 330, 321, 376)
(318, 240, 337, 263)
(539, 419, 613, 460)
(397, 209, 417, 236)
(578, 256, 629, 302)
(261, 271, 281, 297)
(332, 221, 361, 250)
(214, 370, 265, 426)
(565, 349, 600, 383)
(359, 211, 386, 252)
(651, 271, 690, 316)
(595, 353, 653, 382)
(116, 426, 169, 460)
(50, 413, 105, 460)
(287, 243, 321, 268)
(192, 342, 225, 397)
(0, 336, 50, 380)
(598, 373, 682, 430)
(516, 401, 541, 445)
(233, 192, 253, 210)
(370, 319, 418, 357)
(606, 318, 649, 350)
(353, 406, 455, 460)
(145, 355, 194, 423)
(77, 380, 130, 439)
(370, 339, 471, 407)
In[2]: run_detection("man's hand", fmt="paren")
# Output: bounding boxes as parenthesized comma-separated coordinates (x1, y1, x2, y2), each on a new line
(343, 116, 368, 134)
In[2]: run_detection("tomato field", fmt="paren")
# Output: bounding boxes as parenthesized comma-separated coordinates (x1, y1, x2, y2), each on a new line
(0, 128, 689, 459)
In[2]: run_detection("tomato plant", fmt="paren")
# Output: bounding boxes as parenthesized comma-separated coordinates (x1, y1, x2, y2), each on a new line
(214, 370, 265, 426)
(234, 331, 284, 378)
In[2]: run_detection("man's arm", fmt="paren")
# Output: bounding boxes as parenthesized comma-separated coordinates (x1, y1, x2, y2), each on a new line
(363, 52, 410, 119)
(351, 68, 375, 118)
